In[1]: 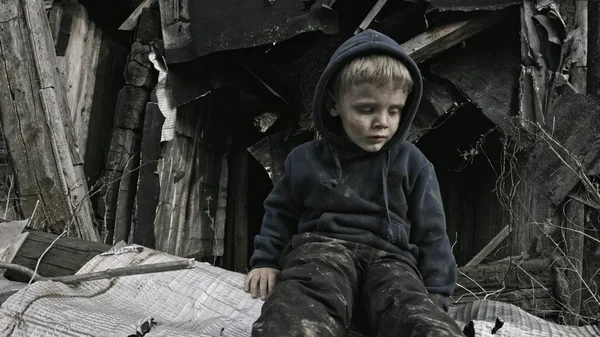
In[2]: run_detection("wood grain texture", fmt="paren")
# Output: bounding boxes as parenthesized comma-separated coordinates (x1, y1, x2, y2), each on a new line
(0, 0, 98, 241)
(6, 230, 110, 280)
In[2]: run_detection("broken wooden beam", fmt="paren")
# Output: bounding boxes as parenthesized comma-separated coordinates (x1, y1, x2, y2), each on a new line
(4, 231, 110, 281)
(401, 10, 508, 63)
(455, 258, 556, 317)
(355, 0, 389, 34)
(569, 0, 588, 94)
(464, 225, 511, 268)
(0, 0, 99, 241)
(118, 0, 157, 31)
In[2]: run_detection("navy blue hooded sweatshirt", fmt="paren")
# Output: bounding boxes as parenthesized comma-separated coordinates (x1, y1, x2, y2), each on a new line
(250, 30, 457, 306)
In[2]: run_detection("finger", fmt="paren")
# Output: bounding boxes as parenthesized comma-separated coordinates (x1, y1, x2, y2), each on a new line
(267, 272, 276, 298)
(244, 274, 252, 292)
(260, 274, 269, 300)
(250, 275, 259, 299)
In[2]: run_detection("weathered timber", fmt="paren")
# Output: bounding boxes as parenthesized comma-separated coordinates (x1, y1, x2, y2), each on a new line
(83, 34, 127, 186)
(225, 106, 249, 272)
(154, 96, 230, 259)
(590, 0, 600, 99)
(46, 0, 77, 56)
(119, 0, 157, 31)
(428, 19, 520, 134)
(0, 131, 18, 221)
(569, 0, 588, 93)
(465, 226, 512, 268)
(0, 0, 98, 241)
(56, 4, 103, 158)
(5, 230, 110, 281)
(561, 199, 585, 325)
(131, 101, 164, 247)
(401, 10, 508, 63)
(96, 9, 159, 244)
(523, 82, 600, 206)
(355, 0, 389, 34)
(454, 258, 557, 317)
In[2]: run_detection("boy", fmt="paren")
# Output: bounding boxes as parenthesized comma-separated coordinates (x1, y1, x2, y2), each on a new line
(244, 29, 464, 337)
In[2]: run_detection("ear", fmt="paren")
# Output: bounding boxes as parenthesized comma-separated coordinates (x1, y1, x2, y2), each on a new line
(326, 90, 338, 117)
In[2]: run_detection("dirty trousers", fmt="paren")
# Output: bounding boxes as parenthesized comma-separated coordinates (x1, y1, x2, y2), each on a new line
(252, 233, 464, 337)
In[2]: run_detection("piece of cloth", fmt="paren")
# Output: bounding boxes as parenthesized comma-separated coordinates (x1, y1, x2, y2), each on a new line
(253, 233, 464, 337)
(249, 29, 456, 304)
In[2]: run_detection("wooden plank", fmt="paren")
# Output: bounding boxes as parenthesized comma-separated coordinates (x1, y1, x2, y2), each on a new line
(401, 10, 507, 63)
(5, 231, 110, 281)
(118, 0, 157, 31)
(354, 0, 389, 34)
(96, 8, 159, 244)
(590, 1, 600, 99)
(57, 4, 103, 158)
(226, 106, 249, 272)
(455, 258, 556, 317)
(154, 97, 230, 259)
(569, 0, 588, 93)
(465, 225, 512, 268)
(561, 199, 585, 325)
(0, 0, 98, 241)
(132, 102, 164, 248)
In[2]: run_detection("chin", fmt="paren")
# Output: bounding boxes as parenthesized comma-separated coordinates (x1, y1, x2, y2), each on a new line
(361, 144, 384, 152)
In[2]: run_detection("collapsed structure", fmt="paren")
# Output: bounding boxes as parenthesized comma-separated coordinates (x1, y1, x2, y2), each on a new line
(0, 0, 599, 334)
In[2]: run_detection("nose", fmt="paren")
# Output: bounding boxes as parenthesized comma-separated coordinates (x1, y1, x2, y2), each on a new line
(373, 111, 389, 129)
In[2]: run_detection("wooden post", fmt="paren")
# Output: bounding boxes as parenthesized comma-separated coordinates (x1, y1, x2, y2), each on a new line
(226, 100, 249, 272)
(570, 0, 588, 93)
(0, 0, 99, 241)
(96, 8, 159, 244)
(561, 199, 585, 325)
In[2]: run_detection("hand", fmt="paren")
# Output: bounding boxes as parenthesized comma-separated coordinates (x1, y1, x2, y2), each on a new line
(244, 267, 280, 300)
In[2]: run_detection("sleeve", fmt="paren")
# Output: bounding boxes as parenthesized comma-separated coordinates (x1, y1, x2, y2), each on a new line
(408, 162, 457, 312)
(249, 152, 301, 270)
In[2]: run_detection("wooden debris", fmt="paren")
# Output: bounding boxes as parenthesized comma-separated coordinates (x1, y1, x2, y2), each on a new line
(153, 95, 230, 258)
(118, 0, 157, 31)
(56, 4, 103, 158)
(226, 105, 249, 272)
(5, 231, 110, 281)
(48, 259, 195, 284)
(401, 10, 508, 63)
(561, 199, 585, 325)
(455, 258, 556, 317)
(355, 0, 389, 34)
(0, 0, 98, 241)
(131, 102, 164, 248)
(0, 259, 194, 284)
(464, 226, 512, 268)
(96, 9, 160, 244)
(569, 0, 588, 93)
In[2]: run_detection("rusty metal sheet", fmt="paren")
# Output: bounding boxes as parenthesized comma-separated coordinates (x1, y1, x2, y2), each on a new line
(159, 0, 339, 64)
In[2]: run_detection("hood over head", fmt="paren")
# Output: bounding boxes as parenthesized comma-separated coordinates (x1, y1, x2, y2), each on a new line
(312, 29, 423, 152)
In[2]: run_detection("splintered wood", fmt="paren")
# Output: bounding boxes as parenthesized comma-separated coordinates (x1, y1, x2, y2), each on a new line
(0, 0, 98, 241)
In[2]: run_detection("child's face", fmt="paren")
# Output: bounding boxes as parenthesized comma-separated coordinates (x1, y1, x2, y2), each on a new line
(329, 82, 408, 152)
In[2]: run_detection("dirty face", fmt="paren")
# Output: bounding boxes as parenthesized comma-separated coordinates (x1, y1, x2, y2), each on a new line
(329, 82, 407, 152)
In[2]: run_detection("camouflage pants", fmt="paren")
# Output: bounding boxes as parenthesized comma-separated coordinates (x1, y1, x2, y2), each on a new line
(252, 233, 464, 337)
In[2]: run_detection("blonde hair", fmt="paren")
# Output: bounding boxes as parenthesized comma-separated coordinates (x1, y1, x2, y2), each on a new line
(332, 54, 413, 99)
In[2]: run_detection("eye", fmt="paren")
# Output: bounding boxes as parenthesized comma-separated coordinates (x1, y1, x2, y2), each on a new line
(356, 106, 374, 113)
(388, 109, 400, 115)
